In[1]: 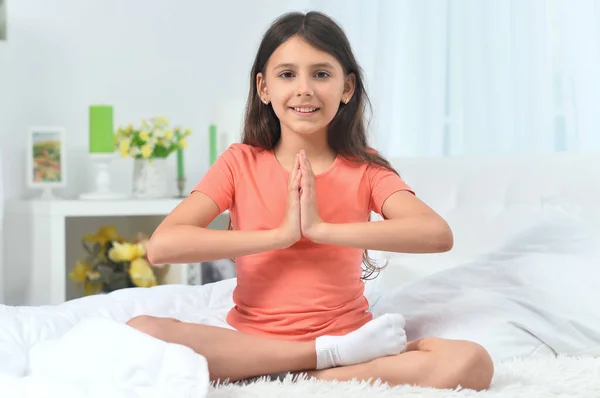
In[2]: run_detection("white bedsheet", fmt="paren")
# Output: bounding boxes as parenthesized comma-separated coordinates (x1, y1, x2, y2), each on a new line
(0, 281, 237, 398)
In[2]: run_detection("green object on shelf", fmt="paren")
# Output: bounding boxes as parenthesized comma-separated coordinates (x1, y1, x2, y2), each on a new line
(209, 124, 217, 165)
(89, 105, 114, 153)
(177, 147, 184, 179)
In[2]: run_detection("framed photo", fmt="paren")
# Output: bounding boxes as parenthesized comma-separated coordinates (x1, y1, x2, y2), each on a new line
(27, 127, 66, 189)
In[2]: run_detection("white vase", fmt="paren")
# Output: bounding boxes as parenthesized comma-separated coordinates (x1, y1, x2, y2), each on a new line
(132, 158, 168, 199)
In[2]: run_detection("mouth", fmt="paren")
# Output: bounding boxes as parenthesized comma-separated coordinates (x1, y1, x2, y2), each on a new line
(289, 106, 320, 116)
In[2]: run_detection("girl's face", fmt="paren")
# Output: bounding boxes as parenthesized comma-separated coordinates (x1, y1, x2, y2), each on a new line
(257, 36, 355, 138)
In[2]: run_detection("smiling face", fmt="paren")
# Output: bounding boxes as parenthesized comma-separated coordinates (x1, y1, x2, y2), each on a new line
(256, 35, 355, 138)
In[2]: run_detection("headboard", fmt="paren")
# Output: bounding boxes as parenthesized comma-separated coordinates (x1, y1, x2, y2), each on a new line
(380, 152, 600, 290)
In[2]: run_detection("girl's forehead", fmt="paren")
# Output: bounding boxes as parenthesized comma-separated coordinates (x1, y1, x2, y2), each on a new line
(267, 36, 342, 70)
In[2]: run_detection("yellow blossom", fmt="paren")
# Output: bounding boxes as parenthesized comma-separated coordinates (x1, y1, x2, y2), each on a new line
(119, 140, 130, 158)
(184, 128, 192, 136)
(87, 270, 102, 281)
(141, 144, 153, 158)
(179, 138, 188, 149)
(164, 129, 173, 140)
(139, 131, 150, 141)
(83, 225, 123, 246)
(129, 258, 157, 288)
(69, 260, 91, 283)
(108, 242, 146, 263)
(84, 279, 103, 296)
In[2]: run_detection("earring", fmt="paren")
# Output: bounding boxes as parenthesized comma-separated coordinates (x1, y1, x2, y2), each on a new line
(263, 98, 268, 104)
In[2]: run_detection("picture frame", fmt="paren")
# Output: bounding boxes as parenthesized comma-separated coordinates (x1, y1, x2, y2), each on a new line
(27, 127, 67, 192)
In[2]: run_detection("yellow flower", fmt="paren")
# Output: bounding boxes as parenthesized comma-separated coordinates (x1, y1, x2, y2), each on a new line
(179, 138, 188, 149)
(141, 144, 153, 158)
(83, 226, 123, 246)
(87, 270, 102, 281)
(69, 260, 91, 283)
(83, 279, 103, 296)
(129, 258, 157, 288)
(119, 140, 130, 158)
(184, 128, 192, 136)
(108, 242, 146, 263)
(139, 131, 150, 141)
(164, 129, 173, 140)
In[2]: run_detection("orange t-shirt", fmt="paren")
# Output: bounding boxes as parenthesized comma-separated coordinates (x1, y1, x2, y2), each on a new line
(192, 143, 413, 341)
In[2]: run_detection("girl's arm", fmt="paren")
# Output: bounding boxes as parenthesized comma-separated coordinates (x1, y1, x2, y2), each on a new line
(308, 191, 453, 254)
(146, 192, 291, 265)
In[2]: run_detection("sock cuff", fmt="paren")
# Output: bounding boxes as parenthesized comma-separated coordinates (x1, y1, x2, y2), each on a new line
(314, 336, 335, 370)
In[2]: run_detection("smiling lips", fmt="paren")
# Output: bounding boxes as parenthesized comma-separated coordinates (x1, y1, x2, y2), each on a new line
(290, 106, 320, 116)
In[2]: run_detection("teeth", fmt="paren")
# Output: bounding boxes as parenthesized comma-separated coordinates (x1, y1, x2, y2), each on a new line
(294, 107, 317, 113)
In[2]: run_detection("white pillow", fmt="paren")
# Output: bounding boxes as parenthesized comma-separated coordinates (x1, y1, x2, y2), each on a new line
(371, 207, 600, 362)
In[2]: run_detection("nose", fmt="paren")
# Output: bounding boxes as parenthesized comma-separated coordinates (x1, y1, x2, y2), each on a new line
(295, 74, 313, 97)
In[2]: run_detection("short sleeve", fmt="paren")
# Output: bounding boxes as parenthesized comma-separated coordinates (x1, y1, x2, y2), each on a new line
(191, 146, 238, 213)
(368, 164, 415, 215)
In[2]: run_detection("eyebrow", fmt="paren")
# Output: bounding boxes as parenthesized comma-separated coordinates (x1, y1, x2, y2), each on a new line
(273, 62, 336, 70)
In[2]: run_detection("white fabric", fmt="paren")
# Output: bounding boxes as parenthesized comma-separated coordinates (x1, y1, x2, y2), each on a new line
(309, 0, 600, 156)
(372, 207, 600, 362)
(381, 152, 600, 288)
(0, 282, 236, 397)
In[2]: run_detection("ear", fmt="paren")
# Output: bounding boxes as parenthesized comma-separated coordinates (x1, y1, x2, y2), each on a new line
(342, 72, 356, 104)
(256, 72, 269, 104)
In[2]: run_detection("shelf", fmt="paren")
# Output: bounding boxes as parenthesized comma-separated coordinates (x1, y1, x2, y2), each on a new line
(6, 198, 188, 217)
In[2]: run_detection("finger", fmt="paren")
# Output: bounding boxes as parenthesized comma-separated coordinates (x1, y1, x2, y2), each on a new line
(300, 152, 314, 178)
(292, 162, 302, 190)
(289, 153, 300, 188)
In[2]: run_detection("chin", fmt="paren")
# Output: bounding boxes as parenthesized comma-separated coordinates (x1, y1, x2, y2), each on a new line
(285, 123, 327, 136)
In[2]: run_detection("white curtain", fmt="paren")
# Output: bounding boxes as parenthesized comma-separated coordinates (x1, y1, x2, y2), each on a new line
(309, 0, 600, 157)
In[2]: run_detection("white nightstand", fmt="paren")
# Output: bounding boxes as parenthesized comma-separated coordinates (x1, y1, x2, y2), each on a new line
(3, 198, 229, 306)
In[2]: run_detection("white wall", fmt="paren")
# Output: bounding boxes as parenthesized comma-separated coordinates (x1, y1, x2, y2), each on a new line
(0, 0, 313, 202)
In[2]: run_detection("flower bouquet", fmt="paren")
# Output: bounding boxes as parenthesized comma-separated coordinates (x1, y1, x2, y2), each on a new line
(114, 116, 191, 160)
(68, 225, 168, 296)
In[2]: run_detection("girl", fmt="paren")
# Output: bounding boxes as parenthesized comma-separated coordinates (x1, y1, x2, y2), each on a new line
(128, 11, 494, 391)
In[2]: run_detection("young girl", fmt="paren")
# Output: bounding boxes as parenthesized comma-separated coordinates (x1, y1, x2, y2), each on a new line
(127, 11, 494, 391)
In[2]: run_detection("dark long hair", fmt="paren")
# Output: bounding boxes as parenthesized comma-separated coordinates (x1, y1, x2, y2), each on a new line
(237, 11, 399, 280)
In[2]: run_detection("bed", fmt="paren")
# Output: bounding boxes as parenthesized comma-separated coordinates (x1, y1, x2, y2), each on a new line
(1, 152, 600, 398)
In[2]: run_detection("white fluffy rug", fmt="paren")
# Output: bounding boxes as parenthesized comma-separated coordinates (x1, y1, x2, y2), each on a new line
(209, 355, 600, 398)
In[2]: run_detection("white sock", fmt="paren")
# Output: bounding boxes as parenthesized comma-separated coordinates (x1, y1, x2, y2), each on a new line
(314, 313, 407, 370)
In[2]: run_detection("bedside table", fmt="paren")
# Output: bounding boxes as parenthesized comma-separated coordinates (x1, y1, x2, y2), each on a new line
(3, 198, 229, 306)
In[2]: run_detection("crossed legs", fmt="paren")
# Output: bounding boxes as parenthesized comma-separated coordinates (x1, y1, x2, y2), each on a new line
(126, 315, 494, 391)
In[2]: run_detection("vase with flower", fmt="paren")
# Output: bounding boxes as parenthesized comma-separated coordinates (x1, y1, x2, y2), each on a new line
(68, 225, 169, 295)
(114, 117, 191, 198)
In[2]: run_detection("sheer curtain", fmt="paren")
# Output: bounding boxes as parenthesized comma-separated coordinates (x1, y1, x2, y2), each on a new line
(309, 0, 600, 157)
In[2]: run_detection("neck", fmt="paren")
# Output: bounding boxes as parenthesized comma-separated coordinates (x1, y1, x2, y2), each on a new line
(274, 125, 335, 160)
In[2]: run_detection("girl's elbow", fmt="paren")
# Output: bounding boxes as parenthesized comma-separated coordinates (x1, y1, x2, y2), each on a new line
(434, 221, 454, 252)
(145, 235, 167, 265)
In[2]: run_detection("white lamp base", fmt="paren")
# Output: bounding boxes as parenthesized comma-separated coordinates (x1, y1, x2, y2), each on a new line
(79, 153, 128, 200)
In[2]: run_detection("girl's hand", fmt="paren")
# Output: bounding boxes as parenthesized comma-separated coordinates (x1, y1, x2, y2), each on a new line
(299, 150, 325, 241)
(277, 152, 302, 248)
